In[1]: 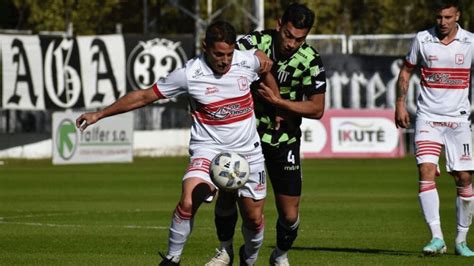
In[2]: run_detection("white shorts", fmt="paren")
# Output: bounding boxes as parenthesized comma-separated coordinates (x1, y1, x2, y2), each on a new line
(183, 148, 266, 200)
(415, 119, 474, 172)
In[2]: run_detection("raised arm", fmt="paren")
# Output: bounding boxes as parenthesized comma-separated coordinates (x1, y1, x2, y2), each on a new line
(395, 64, 415, 128)
(76, 87, 160, 131)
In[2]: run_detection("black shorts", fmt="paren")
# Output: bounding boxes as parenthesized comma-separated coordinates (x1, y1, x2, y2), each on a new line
(262, 140, 302, 196)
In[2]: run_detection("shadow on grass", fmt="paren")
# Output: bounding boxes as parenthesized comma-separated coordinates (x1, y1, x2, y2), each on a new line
(288, 246, 424, 257)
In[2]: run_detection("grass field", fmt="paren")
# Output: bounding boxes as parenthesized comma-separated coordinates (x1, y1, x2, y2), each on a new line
(1, 156, 473, 265)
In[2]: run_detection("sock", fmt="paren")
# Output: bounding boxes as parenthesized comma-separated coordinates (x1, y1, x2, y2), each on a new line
(419, 181, 443, 240)
(276, 215, 300, 253)
(272, 247, 288, 262)
(215, 204, 238, 254)
(167, 204, 193, 259)
(456, 185, 474, 244)
(241, 218, 264, 265)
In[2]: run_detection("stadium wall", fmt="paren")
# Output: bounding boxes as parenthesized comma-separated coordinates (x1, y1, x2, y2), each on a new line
(0, 129, 190, 159)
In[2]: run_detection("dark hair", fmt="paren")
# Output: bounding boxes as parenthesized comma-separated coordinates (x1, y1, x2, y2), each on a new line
(281, 3, 315, 29)
(205, 20, 236, 46)
(432, 0, 460, 11)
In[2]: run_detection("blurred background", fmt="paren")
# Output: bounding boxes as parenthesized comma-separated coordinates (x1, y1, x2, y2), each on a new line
(1, 0, 473, 36)
(0, 0, 473, 156)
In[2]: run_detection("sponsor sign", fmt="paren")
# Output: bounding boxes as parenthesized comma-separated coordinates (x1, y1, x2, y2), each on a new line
(52, 111, 133, 164)
(301, 109, 404, 158)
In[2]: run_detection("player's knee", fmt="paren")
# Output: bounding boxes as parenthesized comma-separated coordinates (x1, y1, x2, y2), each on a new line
(174, 202, 193, 220)
(454, 171, 472, 186)
(177, 200, 193, 215)
(242, 214, 264, 232)
(418, 163, 437, 180)
(280, 212, 299, 225)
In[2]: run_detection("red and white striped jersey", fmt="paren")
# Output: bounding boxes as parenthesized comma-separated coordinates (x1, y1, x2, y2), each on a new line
(405, 25, 474, 122)
(153, 49, 263, 156)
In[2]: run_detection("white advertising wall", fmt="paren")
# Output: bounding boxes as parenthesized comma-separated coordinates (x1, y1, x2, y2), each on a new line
(301, 109, 404, 158)
(52, 111, 134, 164)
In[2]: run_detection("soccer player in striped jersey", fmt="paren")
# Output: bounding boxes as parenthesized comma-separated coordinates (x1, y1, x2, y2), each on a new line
(207, 3, 326, 266)
(395, 0, 474, 257)
(76, 20, 276, 265)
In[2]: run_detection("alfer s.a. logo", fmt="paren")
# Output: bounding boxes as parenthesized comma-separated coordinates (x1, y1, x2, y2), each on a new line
(56, 119, 78, 160)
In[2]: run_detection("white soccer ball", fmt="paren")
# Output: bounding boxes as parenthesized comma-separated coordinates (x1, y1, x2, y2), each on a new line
(210, 152, 250, 191)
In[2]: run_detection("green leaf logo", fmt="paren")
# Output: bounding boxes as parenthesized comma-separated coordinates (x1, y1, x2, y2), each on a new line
(56, 119, 78, 160)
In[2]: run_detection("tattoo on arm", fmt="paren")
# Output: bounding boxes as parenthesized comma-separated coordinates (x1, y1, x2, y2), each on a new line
(396, 68, 411, 103)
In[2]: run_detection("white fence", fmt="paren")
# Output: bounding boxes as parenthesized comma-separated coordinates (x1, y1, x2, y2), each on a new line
(307, 33, 415, 55)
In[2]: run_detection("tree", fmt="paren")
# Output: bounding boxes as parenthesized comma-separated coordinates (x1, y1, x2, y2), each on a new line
(11, 0, 119, 35)
(1, 0, 473, 36)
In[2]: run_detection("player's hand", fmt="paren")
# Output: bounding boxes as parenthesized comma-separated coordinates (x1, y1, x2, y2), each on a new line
(254, 50, 273, 74)
(258, 83, 281, 105)
(76, 112, 100, 132)
(395, 106, 410, 128)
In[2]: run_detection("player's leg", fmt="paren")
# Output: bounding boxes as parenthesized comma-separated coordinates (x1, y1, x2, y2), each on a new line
(452, 171, 474, 256)
(206, 191, 238, 266)
(161, 156, 217, 265)
(235, 159, 266, 266)
(237, 196, 265, 266)
(445, 122, 474, 256)
(264, 141, 302, 265)
(414, 120, 446, 255)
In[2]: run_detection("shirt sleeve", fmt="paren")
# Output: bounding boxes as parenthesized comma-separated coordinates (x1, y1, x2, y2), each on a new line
(237, 31, 260, 51)
(247, 52, 260, 82)
(472, 39, 474, 65)
(405, 34, 420, 68)
(153, 67, 187, 98)
(302, 55, 326, 97)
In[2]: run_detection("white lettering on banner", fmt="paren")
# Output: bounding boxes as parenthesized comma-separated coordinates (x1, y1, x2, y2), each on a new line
(325, 59, 419, 114)
(330, 117, 398, 153)
(300, 119, 327, 154)
(44, 38, 82, 108)
(1, 35, 45, 110)
(127, 38, 187, 90)
(78, 35, 126, 109)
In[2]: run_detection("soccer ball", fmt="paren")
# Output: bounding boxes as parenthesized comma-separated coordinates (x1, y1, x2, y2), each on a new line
(210, 152, 250, 191)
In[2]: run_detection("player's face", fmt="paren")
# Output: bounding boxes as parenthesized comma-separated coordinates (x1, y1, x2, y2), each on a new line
(435, 6, 460, 38)
(203, 41, 235, 75)
(276, 20, 309, 59)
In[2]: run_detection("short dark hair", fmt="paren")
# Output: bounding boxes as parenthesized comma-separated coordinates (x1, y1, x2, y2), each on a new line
(281, 3, 315, 30)
(205, 20, 236, 46)
(432, 0, 460, 11)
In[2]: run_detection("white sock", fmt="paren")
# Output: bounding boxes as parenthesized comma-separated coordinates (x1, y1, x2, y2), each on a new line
(419, 185, 443, 239)
(241, 222, 264, 265)
(167, 204, 193, 258)
(456, 186, 474, 244)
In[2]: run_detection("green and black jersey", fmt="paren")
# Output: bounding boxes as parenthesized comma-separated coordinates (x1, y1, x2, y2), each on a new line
(237, 29, 326, 147)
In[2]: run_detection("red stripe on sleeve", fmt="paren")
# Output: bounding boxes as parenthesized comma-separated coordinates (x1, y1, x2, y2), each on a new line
(404, 60, 416, 69)
(152, 84, 165, 99)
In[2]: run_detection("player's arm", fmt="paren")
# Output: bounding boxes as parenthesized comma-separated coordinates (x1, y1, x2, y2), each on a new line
(76, 87, 160, 131)
(254, 50, 273, 74)
(258, 58, 326, 119)
(395, 63, 415, 128)
(258, 82, 325, 119)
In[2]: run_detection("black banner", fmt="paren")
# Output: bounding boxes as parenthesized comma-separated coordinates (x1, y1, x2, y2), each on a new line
(1, 33, 193, 110)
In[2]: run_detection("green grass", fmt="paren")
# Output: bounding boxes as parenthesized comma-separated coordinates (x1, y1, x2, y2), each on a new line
(0, 156, 473, 265)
